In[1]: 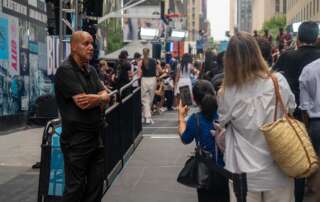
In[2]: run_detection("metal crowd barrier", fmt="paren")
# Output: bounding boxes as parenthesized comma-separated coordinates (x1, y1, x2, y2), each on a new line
(37, 79, 142, 202)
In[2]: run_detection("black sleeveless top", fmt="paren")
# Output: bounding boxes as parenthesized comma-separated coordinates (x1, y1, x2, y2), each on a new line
(142, 58, 156, 77)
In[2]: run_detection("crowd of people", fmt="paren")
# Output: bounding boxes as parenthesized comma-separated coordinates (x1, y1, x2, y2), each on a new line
(54, 20, 320, 202)
(177, 21, 320, 202)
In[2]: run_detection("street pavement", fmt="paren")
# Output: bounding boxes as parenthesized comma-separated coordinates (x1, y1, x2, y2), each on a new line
(0, 109, 317, 202)
(102, 109, 197, 202)
(0, 127, 42, 202)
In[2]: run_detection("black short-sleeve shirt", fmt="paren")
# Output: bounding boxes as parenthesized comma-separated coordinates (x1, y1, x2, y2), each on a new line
(54, 56, 105, 129)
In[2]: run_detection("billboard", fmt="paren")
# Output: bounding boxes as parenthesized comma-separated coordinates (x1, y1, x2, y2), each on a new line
(166, 0, 187, 30)
(123, 0, 162, 42)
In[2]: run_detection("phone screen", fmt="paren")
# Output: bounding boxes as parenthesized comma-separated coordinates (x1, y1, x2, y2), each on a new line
(179, 85, 193, 106)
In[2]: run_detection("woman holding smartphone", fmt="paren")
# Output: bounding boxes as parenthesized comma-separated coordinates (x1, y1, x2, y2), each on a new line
(175, 53, 195, 106)
(178, 80, 229, 202)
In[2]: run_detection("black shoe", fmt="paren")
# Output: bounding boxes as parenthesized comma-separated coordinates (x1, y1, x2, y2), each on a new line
(32, 162, 41, 169)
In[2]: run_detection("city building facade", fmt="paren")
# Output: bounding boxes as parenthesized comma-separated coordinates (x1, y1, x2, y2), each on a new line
(237, 0, 252, 32)
(230, 0, 237, 35)
(186, 0, 201, 41)
(287, 0, 320, 24)
(251, 0, 287, 32)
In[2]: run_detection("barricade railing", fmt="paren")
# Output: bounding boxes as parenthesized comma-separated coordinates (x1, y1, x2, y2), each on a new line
(119, 78, 142, 163)
(37, 79, 142, 202)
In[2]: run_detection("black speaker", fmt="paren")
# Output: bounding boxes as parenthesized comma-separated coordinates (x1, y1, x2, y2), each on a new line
(152, 43, 162, 59)
(85, 0, 104, 17)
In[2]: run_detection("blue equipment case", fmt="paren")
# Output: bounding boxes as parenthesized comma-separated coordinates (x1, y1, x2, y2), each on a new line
(37, 119, 64, 202)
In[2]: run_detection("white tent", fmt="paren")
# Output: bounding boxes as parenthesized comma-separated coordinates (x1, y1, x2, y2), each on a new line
(100, 41, 153, 60)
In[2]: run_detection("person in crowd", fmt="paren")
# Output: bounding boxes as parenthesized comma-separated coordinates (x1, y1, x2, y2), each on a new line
(163, 64, 174, 111)
(274, 21, 320, 113)
(152, 78, 164, 114)
(98, 59, 115, 92)
(253, 30, 259, 38)
(263, 29, 273, 44)
(114, 50, 132, 90)
(211, 51, 225, 92)
(274, 21, 320, 202)
(299, 57, 320, 195)
(139, 48, 161, 124)
(54, 31, 110, 202)
(256, 37, 273, 66)
(175, 53, 195, 106)
(178, 80, 228, 202)
(217, 32, 296, 202)
(131, 52, 142, 69)
(203, 50, 218, 78)
(284, 29, 293, 49)
(276, 27, 286, 52)
(131, 52, 141, 87)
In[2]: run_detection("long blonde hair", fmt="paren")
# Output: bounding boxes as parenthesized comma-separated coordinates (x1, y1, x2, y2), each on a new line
(223, 32, 270, 88)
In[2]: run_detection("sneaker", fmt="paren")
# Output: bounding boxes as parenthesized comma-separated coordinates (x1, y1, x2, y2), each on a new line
(160, 107, 166, 112)
(145, 118, 154, 124)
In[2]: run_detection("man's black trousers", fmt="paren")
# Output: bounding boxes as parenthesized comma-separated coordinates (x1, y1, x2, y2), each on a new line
(61, 137, 104, 202)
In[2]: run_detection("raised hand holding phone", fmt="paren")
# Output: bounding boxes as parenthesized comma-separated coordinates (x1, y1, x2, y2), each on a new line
(179, 85, 193, 106)
(178, 100, 189, 119)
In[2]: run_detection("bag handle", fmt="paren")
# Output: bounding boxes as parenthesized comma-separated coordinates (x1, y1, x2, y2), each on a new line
(270, 74, 288, 121)
(195, 113, 201, 147)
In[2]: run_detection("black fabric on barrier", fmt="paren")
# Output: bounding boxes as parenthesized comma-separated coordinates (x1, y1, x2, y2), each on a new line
(120, 97, 134, 155)
(132, 88, 142, 140)
(103, 105, 122, 175)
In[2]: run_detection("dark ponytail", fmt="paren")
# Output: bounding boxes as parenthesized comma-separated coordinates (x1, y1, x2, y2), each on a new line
(193, 80, 217, 121)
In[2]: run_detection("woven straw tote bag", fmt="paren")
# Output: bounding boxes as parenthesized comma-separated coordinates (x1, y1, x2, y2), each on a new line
(260, 74, 319, 178)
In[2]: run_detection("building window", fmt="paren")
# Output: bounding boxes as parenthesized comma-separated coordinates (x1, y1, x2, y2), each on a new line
(318, 0, 320, 12)
(275, 0, 280, 12)
(283, 0, 287, 13)
(314, 0, 316, 15)
(304, 7, 306, 20)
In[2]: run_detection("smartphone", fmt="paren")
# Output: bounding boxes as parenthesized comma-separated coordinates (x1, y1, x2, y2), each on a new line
(179, 85, 193, 106)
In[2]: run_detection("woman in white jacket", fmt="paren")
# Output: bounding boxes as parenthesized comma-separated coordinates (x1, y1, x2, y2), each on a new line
(217, 32, 296, 202)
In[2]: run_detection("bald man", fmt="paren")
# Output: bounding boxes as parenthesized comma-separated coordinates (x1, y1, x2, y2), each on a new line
(54, 31, 109, 202)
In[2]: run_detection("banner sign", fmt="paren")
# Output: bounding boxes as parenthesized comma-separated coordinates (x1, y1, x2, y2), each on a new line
(29, 41, 38, 54)
(2, 0, 47, 26)
(0, 18, 9, 60)
(20, 48, 29, 75)
(9, 16, 20, 75)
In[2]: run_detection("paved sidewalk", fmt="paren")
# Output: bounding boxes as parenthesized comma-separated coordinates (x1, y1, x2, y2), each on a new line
(0, 110, 316, 202)
(103, 110, 197, 202)
(0, 127, 43, 202)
